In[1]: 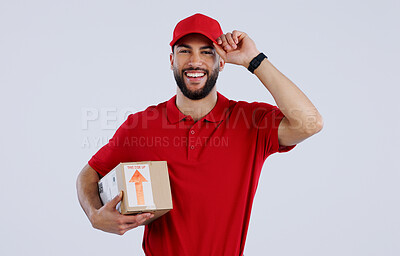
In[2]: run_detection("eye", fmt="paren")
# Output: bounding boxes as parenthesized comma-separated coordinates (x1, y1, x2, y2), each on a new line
(202, 51, 214, 55)
(178, 49, 189, 53)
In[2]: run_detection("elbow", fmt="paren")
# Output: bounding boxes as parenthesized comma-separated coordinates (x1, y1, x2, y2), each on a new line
(317, 116, 324, 132)
(304, 114, 324, 136)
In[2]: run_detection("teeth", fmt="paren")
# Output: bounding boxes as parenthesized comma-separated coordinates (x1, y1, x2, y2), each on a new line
(186, 72, 205, 78)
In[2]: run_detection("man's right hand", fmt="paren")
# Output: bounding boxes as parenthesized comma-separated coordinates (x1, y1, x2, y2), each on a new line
(90, 191, 154, 235)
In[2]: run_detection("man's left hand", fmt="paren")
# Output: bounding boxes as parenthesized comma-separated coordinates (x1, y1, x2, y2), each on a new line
(214, 30, 261, 68)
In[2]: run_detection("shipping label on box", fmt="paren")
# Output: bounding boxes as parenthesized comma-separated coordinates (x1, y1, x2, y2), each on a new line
(124, 164, 155, 209)
(98, 170, 121, 211)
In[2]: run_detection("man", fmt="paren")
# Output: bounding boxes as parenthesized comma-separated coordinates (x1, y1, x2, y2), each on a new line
(77, 13, 323, 255)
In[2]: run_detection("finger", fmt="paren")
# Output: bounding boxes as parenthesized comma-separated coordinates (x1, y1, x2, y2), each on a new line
(225, 32, 237, 49)
(232, 30, 241, 44)
(218, 34, 231, 51)
(213, 42, 227, 61)
(237, 31, 247, 41)
(107, 191, 123, 209)
(121, 213, 154, 225)
(135, 213, 154, 225)
(121, 223, 140, 232)
(120, 214, 154, 234)
(134, 213, 154, 224)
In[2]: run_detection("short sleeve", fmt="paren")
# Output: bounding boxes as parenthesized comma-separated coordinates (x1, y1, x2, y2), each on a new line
(88, 114, 135, 177)
(252, 102, 296, 160)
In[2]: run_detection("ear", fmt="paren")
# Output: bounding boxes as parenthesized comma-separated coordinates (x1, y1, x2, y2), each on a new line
(218, 56, 225, 72)
(170, 53, 174, 70)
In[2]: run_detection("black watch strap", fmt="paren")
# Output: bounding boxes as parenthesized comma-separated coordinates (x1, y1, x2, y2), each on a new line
(247, 53, 268, 73)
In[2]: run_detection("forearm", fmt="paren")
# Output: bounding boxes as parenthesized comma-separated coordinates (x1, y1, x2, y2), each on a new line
(215, 30, 322, 145)
(76, 164, 102, 223)
(254, 59, 323, 133)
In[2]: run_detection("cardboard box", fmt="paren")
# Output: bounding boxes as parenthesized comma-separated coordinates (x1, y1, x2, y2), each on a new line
(98, 161, 173, 225)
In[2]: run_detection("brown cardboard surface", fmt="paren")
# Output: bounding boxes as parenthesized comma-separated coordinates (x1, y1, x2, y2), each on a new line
(98, 161, 173, 224)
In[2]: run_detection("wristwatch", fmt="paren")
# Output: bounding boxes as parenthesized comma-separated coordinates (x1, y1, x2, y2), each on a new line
(248, 53, 268, 73)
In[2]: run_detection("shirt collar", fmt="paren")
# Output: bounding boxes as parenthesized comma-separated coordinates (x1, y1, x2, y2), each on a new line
(166, 92, 230, 124)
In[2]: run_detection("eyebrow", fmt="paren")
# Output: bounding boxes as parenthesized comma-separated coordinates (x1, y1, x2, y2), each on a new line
(176, 44, 215, 51)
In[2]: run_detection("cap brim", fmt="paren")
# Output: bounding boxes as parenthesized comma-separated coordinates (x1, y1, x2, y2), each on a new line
(170, 30, 220, 48)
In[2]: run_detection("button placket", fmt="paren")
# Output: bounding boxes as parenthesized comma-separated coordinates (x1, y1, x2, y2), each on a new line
(189, 128, 196, 150)
(184, 116, 195, 160)
(188, 124, 200, 160)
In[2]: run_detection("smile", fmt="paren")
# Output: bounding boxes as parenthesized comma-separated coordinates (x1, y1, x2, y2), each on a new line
(184, 71, 206, 78)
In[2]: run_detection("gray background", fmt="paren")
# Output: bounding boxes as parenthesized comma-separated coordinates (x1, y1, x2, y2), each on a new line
(1, 0, 399, 255)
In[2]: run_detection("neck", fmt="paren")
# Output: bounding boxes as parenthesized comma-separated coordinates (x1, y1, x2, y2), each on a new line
(176, 87, 218, 122)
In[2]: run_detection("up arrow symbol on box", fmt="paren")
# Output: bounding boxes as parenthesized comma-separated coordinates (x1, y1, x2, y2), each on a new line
(129, 170, 148, 205)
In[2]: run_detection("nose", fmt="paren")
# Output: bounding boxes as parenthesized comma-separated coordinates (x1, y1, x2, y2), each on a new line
(188, 52, 203, 67)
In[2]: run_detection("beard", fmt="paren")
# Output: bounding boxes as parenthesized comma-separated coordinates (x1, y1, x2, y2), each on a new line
(173, 66, 219, 100)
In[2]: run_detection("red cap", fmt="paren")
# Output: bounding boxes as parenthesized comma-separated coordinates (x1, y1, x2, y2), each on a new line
(170, 13, 223, 49)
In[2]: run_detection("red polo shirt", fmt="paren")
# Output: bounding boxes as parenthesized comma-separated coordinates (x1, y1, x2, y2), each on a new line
(89, 92, 295, 256)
